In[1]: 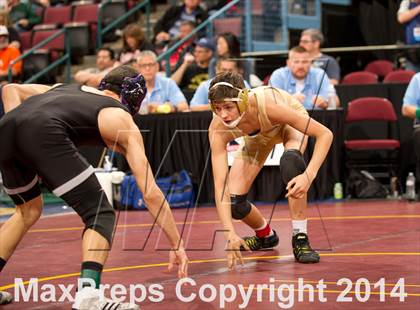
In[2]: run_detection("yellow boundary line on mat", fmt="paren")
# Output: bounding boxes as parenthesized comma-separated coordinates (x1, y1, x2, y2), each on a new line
(25, 214, 420, 233)
(2, 253, 420, 293)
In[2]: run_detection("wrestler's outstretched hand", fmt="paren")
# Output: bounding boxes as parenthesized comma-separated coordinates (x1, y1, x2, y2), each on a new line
(167, 241, 189, 278)
(225, 231, 250, 269)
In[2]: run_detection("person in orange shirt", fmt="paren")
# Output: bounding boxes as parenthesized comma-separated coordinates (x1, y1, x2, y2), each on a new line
(0, 25, 21, 82)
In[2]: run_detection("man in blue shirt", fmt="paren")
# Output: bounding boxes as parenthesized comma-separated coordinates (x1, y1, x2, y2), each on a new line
(299, 28, 340, 85)
(402, 72, 420, 191)
(190, 58, 250, 111)
(398, 0, 420, 72)
(136, 50, 188, 114)
(269, 46, 330, 110)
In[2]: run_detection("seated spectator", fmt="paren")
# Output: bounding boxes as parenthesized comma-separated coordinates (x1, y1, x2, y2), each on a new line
(299, 28, 340, 85)
(74, 48, 119, 87)
(269, 46, 330, 110)
(171, 37, 214, 92)
(153, 0, 208, 46)
(402, 72, 420, 193)
(190, 57, 250, 111)
(398, 0, 420, 72)
(7, 0, 41, 32)
(208, 32, 251, 83)
(0, 25, 21, 82)
(160, 20, 195, 72)
(119, 23, 154, 65)
(136, 50, 188, 114)
(0, 10, 20, 49)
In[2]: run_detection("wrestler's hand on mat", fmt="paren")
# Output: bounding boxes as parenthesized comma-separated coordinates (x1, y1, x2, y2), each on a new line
(167, 241, 189, 278)
(286, 173, 312, 199)
(226, 232, 250, 269)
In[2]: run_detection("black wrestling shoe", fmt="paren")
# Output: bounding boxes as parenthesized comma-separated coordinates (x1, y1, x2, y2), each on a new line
(292, 233, 320, 263)
(241, 230, 279, 251)
(0, 291, 12, 305)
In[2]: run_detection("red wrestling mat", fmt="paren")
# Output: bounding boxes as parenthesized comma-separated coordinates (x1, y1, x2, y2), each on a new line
(1, 200, 419, 309)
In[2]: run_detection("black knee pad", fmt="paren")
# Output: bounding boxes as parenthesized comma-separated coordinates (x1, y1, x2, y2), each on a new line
(279, 149, 306, 185)
(230, 194, 252, 220)
(61, 174, 116, 245)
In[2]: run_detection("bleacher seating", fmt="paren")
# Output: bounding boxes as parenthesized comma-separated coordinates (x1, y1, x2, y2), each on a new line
(383, 70, 416, 84)
(364, 60, 394, 79)
(342, 71, 378, 85)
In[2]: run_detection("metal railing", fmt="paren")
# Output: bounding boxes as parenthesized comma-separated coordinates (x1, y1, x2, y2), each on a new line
(241, 43, 420, 57)
(97, 0, 151, 48)
(322, 0, 351, 5)
(8, 28, 71, 83)
(157, 0, 242, 76)
(156, 0, 324, 74)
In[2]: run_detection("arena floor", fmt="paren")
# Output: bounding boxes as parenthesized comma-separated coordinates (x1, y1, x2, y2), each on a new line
(0, 200, 419, 309)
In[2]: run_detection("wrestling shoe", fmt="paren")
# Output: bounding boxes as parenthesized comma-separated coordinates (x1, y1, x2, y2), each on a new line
(72, 287, 139, 310)
(0, 291, 12, 305)
(240, 230, 279, 251)
(292, 233, 320, 263)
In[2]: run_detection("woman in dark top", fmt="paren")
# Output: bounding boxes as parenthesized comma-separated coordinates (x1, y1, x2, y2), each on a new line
(119, 23, 154, 65)
(208, 32, 251, 82)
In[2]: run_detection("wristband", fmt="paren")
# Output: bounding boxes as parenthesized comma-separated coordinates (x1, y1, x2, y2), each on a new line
(416, 108, 420, 119)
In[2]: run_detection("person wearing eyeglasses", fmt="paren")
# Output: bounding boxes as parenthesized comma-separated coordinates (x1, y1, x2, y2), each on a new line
(299, 28, 340, 85)
(135, 50, 188, 114)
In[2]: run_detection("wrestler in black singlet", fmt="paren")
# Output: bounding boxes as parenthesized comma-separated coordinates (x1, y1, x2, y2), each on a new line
(0, 84, 128, 205)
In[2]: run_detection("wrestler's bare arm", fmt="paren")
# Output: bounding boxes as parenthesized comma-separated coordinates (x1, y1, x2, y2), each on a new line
(208, 118, 250, 267)
(2, 83, 52, 113)
(265, 96, 333, 183)
(208, 119, 237, 236)
(98, 108, 183, 248)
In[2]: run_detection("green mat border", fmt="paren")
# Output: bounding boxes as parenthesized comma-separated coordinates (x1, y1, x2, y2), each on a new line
(0, 193, 64, 207)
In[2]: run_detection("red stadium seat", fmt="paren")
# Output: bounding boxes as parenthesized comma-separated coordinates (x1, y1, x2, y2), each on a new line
(73, 3, 99, 24)
(342, 71, 378, 85)
(72, 3, 99, 49)
(32, 29, 65, 62)
(41, 5, 72, 27)
(383, 69, 416, 84)
(19, 31, 32, 51)
(364, 60, 394, 78)
(344, 97, 400, 188)
(32, 29, 65, 51)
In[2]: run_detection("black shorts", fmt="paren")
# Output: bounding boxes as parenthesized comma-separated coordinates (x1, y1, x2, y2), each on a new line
(0, 113, 94, 205)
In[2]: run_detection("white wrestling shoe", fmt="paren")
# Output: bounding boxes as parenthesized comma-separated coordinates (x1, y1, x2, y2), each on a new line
(72, 287, 139, 310)
(0, 290, 12, 305)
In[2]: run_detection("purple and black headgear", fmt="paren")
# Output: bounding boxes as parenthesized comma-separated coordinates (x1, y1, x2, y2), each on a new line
(98, 65, 147, 116)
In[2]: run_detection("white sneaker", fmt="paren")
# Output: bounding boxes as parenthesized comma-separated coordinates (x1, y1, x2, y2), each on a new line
(72, 287, 139, 310)
(0, 290, 12, 305)
(88, 299, 140, 310)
